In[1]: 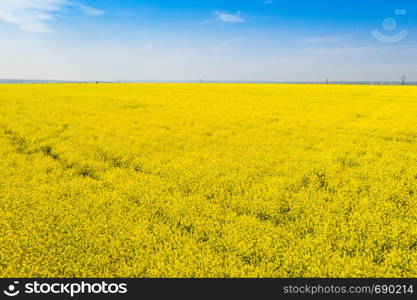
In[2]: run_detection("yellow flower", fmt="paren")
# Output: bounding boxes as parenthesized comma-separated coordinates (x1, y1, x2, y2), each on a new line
(0, 83, 416, 278)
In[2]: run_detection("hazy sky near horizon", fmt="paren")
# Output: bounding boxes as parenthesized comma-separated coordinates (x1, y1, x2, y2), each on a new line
(0, 0, 417, 82)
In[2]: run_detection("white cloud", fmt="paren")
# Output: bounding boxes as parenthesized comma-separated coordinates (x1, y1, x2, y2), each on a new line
(214, 11, 244, 23)
(303, 34, 357, 44)
(0, 0, 104, 32)
(76, 4, 105, 17)
(304, 36, 344, 43)
(305, 46, 390, 56)
(210, 41, 232, 53)
(145, 43, 153, 51)
(210, 38, 243, 54)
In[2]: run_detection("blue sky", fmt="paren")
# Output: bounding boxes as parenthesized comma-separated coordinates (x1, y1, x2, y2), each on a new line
(0, 0, 416, 81)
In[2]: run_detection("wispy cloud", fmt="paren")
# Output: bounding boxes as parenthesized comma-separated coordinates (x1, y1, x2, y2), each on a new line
(264, 0, 274, 4)
(214, 11, 244, 23)
(211, 41, 232, 53)
(305, 45, 393, 56)
(304, 36, 344, 44)
(144, 43, 154, 52)
(210, 38, 244, 54)
(0, 0, 105, 33)
(76, 3, 105, 17)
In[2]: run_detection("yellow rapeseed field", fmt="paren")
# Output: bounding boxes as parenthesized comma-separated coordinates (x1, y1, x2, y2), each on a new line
(1, 83, 417, 278)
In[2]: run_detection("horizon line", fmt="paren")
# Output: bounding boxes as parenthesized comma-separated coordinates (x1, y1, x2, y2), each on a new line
(0, 79, 416, 86)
